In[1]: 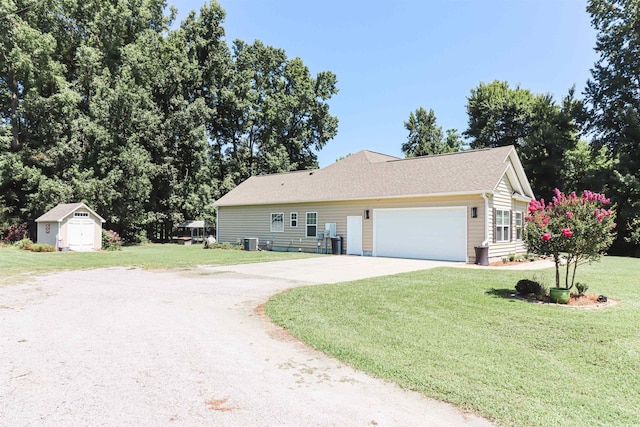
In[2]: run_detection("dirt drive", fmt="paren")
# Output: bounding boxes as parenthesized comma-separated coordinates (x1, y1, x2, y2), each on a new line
(0, 262, 493, 426)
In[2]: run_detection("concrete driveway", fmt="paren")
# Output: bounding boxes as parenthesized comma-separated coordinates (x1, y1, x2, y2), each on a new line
(0, 257, 493, 426)
(203, 255, 464, 284)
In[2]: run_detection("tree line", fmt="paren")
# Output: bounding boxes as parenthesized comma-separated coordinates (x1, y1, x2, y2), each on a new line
(402, 0, 640, 255)
(2, 0, 638, 254)
(0, 0, 337, 241)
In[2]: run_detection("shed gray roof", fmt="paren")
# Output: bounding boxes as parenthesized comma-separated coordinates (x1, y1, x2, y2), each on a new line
(213, 146, 534, 207)
(35, 203, 106, 222)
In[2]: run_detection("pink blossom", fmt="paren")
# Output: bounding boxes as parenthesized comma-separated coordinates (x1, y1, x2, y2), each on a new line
(542, 233, 552, 241)
(562, 228, 573, 238)
(566, 211, 573, 219)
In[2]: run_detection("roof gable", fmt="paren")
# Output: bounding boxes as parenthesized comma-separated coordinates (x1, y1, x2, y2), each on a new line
(214, 146, 534, 207)
(35, 203, 106, 223)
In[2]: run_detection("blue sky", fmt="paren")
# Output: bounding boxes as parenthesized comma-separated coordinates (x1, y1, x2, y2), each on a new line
(171, 1, 597, 167)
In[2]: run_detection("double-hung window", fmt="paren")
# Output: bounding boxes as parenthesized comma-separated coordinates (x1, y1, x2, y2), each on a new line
(290, 212, 298, 227)
(270, 213, 284, 232)
(514, 211, 523, 240)
(495, 209, 510, 242)
(306, 212, 317, 238)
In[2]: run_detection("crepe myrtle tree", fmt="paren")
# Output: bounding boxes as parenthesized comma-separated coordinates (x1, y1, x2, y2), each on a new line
(525, 189, 616, 289)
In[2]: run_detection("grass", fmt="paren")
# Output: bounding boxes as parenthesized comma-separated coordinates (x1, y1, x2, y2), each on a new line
(266, 256, 640, 426)
(0, 243, 316, 286)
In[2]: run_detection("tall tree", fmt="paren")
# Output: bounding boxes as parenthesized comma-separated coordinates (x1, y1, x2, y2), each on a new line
(402, 107, 461, 157)
(207, 38, 338, 186)
(0, 0, 339, 242)
(464, 81, 581, 200)
(585, 0, 640, 253)
(464, 81, 535, 149)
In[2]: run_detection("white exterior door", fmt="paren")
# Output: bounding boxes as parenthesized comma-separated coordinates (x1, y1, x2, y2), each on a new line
(373, 207, 467, 261)
(346, 216, 363, 255)
(68, 219, 95, 250)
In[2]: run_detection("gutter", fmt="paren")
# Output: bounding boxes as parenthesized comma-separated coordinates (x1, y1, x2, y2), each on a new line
(481, 192, 490, 246)
(215, 207, 219, 240)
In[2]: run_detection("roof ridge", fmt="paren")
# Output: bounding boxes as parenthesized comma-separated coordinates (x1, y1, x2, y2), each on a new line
(385, 145, 513, 163)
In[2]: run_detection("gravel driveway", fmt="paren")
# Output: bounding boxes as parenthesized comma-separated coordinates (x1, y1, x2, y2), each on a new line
(0, 259, 494, 426)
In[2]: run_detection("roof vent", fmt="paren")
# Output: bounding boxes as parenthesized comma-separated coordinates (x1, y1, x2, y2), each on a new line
(309, 171, 314, 175)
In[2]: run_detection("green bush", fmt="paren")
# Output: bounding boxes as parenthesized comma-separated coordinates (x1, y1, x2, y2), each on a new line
(515, 279, 546, 297)
(15, 238, 33, 249)
(575, 282, 589, 296)
(27, 243, 56, 252)
(206, 242, 241, 250)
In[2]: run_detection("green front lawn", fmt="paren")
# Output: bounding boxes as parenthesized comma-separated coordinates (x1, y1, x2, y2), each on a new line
(266, 257, 640, 426)
(0, 244, 316, 286)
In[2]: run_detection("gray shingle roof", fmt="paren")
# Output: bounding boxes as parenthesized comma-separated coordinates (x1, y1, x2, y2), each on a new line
(35, 203, 105, 222)
(214, 146, 530, 207)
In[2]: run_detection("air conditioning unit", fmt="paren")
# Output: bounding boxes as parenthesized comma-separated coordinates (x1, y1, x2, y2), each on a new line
(243, 237, 258, 251)
(325, 223, 337, 238)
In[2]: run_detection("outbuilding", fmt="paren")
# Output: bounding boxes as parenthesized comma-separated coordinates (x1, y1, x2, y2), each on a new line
(35, 203, 106, 251)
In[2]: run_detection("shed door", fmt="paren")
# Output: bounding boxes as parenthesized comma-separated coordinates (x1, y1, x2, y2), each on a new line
(373, 207, 467, 261)
(68, 219, 95, 250)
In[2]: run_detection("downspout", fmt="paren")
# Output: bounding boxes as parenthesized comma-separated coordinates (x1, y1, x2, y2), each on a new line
(215, 207, 219, 240)
(481, 192, 490, 246)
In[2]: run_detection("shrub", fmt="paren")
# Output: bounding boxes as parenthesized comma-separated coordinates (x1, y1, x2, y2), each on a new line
(515, 279, 546, 296)
(508, 253, 516, 262)
(27, 243, 56, 252)
(15, 238, 33, 249)
(102, 229, 123, 251)
(2, 222, 28, 243)
(206, 242, 241, 250)
(576, 282, 589, 296)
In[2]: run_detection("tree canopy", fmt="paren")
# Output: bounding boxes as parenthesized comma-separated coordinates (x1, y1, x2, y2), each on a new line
(402, 107, 462, 157)
(585, 0, 640, 254)
(464, 81, 583, 201)
(0, 0, 338, 241)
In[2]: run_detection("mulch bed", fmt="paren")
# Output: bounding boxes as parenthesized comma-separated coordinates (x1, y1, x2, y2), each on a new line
(489, 260, 539, 267)
(509, 292, 618, 309)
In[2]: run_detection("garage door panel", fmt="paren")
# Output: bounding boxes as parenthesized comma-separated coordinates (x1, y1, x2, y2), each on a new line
(374, 208, 467, 261)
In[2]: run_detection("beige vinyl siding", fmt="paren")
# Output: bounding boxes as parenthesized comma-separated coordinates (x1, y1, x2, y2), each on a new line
(488, 176, 529, 260)
(217, 194, 486, 260)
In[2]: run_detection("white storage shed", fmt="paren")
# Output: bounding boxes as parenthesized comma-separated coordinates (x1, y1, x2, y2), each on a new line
(35, 203, 106, 251)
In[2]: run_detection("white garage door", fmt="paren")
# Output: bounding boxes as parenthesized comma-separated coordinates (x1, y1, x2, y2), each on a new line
(68, 219, 95, 250)
(373, 207, 467, 261)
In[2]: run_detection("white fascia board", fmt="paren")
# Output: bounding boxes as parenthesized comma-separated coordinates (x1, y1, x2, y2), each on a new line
(507, 149, 535, 198)
(504, 165, 525, 195)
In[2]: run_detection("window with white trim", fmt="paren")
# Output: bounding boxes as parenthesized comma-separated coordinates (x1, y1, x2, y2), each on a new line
(515, 211, 523, 240)
(290, 212, 298, 227)
(306, 212, 317, 238)
(495, 209, 510, 242)
(74, 212, 89, 217)
(270, 213, 284, 232)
